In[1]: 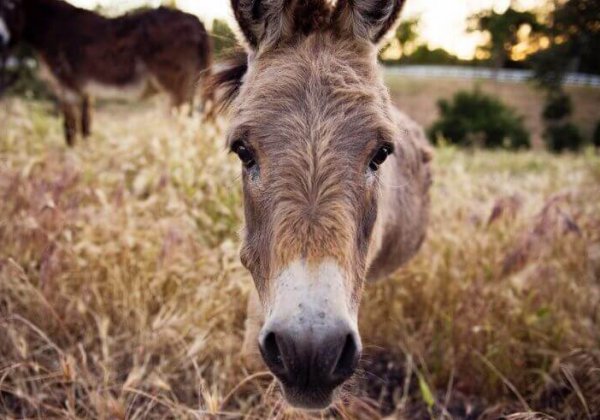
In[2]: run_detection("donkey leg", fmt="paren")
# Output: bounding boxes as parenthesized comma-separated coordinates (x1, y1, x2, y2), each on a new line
(81, 94, 92, 138)
(61, 102, 78, 147)
(241, 289, 266, 371)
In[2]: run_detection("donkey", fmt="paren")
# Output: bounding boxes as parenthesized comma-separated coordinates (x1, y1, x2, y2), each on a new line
(209, 0, 433, 410)
(0, 0, 213, 146)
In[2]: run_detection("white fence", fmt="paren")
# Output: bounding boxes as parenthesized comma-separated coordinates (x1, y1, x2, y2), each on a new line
(5, 58, 600, 88)
(384, 65, 600, 88)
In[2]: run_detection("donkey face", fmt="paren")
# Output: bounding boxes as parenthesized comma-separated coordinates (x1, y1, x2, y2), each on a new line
(223, 0, 406, 409)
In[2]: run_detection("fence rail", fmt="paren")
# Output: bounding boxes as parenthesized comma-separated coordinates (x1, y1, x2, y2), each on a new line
(384, 65, 600, 88)
(5, 59, 600, 88)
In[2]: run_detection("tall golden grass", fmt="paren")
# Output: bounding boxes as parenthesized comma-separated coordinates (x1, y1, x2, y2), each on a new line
(1, 98, 599, 419)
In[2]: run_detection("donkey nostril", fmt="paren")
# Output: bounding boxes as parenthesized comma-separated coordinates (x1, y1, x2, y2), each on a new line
(260, 331, 285, 373)
(332, 334, 360, 379)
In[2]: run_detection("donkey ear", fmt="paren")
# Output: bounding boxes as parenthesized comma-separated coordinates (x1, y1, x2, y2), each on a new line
(230, 0, 291, 51)
(231, 0, 332, 52)
(332, 0, 407, 45)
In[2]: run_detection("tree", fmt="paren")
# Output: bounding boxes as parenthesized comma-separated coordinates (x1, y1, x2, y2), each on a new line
(400, 46, 462, 65)
(394, 18, 420, 55)
(379, 17, 420, 61)
(470, 6, 542, 70)
(530, 0, 599, 152)
(211, 19, 238, 59)
(531, 0, 600, 89)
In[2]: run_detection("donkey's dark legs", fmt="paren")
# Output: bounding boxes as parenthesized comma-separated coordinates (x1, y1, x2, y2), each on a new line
(187, 94, 195, 117)
(61, 102, 78, 147)
(81, 94, 92, 138)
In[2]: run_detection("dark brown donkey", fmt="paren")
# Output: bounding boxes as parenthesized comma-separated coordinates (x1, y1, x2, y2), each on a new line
(0, 0, 212, 145)
(209, 0, 433, 411)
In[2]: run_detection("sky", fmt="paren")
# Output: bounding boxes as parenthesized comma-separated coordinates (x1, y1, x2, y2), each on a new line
(68, 0, 547, 59)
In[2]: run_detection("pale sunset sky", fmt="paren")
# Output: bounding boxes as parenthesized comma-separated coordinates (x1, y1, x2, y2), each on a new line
(67, 0, 546, 59)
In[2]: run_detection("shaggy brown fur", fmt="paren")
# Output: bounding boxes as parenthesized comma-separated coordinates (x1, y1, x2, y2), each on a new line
(1, 0, 213, 145)
(209, 0, 431, 408)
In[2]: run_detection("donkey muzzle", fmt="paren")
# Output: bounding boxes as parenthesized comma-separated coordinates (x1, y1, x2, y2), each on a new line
(258, 259, 362, 410)
(259, 320, 360, 409)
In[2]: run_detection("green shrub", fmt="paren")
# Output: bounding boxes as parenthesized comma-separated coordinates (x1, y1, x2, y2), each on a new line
(594, 121, 600, 148)
(542, 93, 573, 121)
(544, 123, 585, 152)
(212, 19, 237, 59)
(428, 89, 530, 149)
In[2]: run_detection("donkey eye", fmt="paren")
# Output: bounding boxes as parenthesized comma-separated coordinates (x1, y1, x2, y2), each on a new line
(231, 140, 256, 168)
(369, 144, 394, 171)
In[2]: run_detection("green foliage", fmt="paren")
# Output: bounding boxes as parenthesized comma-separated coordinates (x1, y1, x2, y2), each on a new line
(380, 17, 420, 59)
(4, 45, 51, 99)
(395, 18, 420, 48)
(544, 123, 585, 152)
(429, 89, 530, 149)
(531, 43, 572, 90)
(531, 0, 600, 89)
(547, 0, 600, 75)
(470, 7, 542, 68)
(379, 16, 469, 66)
(530, 0, 597, 154)
(593, 121, 600, 148)
(211, 19, 237, 59)
(542, 93, 573, 121)
(401, 46, 462, 65)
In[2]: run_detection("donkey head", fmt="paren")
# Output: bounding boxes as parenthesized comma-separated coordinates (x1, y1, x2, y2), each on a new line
(217, 0, 408, 409)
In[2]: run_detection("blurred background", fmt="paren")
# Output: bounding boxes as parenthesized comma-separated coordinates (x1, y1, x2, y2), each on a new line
(6, 0, 600, 152)
(1, 0, 599, 419)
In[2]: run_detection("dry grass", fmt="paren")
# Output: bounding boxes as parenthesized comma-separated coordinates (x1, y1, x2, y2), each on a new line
(0, 97, 599, 419)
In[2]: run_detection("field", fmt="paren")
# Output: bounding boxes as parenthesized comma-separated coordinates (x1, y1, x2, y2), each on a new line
(384, 75, 600, 148)
(1, 86, 599, 419)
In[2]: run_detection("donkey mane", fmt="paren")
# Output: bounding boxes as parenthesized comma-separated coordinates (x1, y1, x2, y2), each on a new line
(206, 51, 248, 112)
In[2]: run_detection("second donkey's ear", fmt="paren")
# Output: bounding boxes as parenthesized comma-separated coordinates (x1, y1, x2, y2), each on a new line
(332, 0, 407, 45)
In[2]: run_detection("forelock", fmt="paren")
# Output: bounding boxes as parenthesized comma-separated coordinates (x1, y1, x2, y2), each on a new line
(233, 35, 391, 141)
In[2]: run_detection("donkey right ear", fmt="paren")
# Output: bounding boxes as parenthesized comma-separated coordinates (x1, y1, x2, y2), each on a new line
(332, 0, 407, 45)
(231, 0, 291, 52)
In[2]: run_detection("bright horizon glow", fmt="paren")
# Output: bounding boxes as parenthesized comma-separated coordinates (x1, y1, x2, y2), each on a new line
(67, 0, 547, 59)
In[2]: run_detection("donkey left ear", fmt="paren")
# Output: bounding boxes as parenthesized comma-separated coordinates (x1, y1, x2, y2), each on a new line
(332, 0, 407, 45)
(231, 0, 282, 51)
(231, 0, 332, 52)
